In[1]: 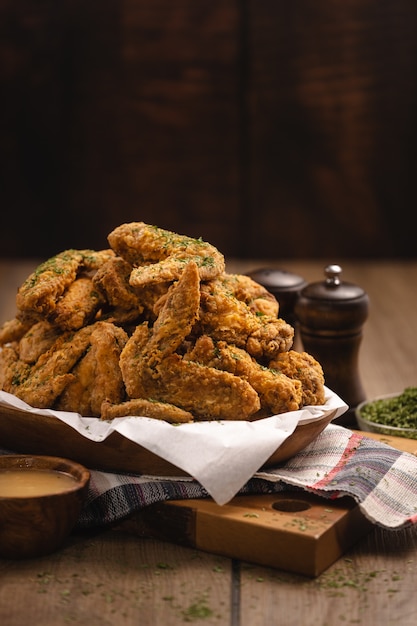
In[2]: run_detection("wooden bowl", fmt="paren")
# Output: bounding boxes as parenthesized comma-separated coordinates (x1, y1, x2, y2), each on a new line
(0, 403, 338, 476)
(0, 455, 90, 559)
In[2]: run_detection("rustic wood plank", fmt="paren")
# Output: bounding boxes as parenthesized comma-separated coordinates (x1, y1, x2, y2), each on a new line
(0, 1, 241, 258)
(0, 530, 233, 626)
(246, 1, 417, 258)
(2, 2, 417, 261)
(239, 524, 417, 626)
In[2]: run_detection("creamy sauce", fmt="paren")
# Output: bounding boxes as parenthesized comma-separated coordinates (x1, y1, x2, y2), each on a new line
(0, 469, 79, 497)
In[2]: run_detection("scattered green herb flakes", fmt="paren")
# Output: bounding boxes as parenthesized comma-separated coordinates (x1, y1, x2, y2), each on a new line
(360, 387, 417, 430)
(316, 565, 382, 595)
(182, 593, 214, 622)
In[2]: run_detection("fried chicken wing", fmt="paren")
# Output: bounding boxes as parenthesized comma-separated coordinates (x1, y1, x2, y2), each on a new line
(55, 322, 128, 416)
(269, 350, 326, 406)
(145, 260, 200, 357)
(93, 256, 144, 315)
(0, 317, 33, 346)
(50, 275, 105, 330)
(18, 321, 61, 364)
(100, 398, 194, 423)
(11, 324, 96, 408)
(16, 248, 114, 319)
(119, 322, 152, 399)
(0, 343, 31, 392)
(219, 274, 279, 317)
(145, 353, 260, 420)
(185, 336, 302, 415)
(108, 222, 225, 285)
(120, 261, 200, 397)
(197, 279, 294, 360)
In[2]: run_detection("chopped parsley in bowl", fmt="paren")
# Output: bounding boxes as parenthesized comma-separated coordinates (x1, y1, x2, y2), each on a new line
(356, 387, 417, 439)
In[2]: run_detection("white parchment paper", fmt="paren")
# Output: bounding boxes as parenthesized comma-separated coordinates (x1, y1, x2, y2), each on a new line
(0, 387, 348, 504)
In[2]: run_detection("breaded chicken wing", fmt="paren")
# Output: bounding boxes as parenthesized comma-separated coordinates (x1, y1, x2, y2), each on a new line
(269, 350, 326, 406)
(11, 324, 96, 408)
(146, 352, 260, 421)
(100, 398, 194, 423)
(120, 261, 200, 397)
(0, 343, 31, 393)
(145, 260, 200, 358)
(0, 317, 33, 346)
(219, 274, 279, 317)
(16, 248, 114, 319)
(185, 336, 302, 415)
(18, 321, 61, 364)
(93, 256, 144, 314)
(50, 275, 105, 330)
(119, 322, 152, 399)
(55, 322, 128, 416)
(108, 222, 225, 285)
(197, 279, 294, 360)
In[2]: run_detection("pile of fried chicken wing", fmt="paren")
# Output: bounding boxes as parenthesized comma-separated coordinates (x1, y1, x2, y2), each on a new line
(0, 222, 325, 423)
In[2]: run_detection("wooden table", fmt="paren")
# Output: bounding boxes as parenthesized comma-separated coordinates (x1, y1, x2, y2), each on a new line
(1, 258, 417, 626)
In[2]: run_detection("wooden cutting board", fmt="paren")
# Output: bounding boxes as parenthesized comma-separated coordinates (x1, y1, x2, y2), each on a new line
(118, 431, 416, 577)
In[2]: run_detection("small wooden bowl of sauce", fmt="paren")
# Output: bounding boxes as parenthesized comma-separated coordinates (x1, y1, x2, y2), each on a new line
(0, 455, 90, 559)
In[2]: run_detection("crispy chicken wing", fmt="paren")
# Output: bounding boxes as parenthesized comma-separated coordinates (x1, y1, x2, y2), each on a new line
(50, 275, 105, 330)
(120, 261, 201, 397)
(185, 335, 302, 415)
(18, 321, 61, 364)
(55, 322, 128, 416)
(108, 222, 225, 285)
(219, 274, 279, 317)
(93, 256, 144, 316)
(269, 350, 326, 406)
(11, 324, 96, 408)
(0, 343, 31, 393)
(197, 279, 293, 360)
(100, 398, 194, 423)
(0, 317, 33, 346)
(146, 352, 260, 420)
(16, 249, 114, 319)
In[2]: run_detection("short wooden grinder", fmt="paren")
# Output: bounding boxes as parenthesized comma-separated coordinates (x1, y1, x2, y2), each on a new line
(295, 264, 369, 427)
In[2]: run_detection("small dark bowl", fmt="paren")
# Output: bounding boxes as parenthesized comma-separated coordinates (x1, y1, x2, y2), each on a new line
(0, 455, 90, 559)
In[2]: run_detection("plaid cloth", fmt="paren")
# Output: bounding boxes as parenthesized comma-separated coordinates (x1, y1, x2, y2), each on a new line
(3, 425, 417, 530)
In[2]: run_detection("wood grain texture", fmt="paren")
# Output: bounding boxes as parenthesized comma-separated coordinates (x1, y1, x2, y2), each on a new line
(0, 0, 241, 257)
(246, 0, 417, 258)
(0, 531, 233, 626)
(1, 2, 417, 259)
(239, 525, 417, 626)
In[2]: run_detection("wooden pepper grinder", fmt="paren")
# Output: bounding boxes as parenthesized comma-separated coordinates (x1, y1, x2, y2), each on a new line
(295, 264, 369, 427)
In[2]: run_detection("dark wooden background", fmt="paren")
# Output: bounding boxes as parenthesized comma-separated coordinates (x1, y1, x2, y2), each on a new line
(1, 1, 416, 260)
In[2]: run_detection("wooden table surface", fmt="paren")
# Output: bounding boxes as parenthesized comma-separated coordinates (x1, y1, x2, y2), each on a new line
(1, 258, 417, 626)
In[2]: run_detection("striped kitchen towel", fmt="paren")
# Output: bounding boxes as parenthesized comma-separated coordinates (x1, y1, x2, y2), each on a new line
(70, 424, 417, 530)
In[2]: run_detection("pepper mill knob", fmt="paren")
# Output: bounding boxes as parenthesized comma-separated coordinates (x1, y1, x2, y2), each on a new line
(295, 264, 369, 426)
(325, 264, 342, 286)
